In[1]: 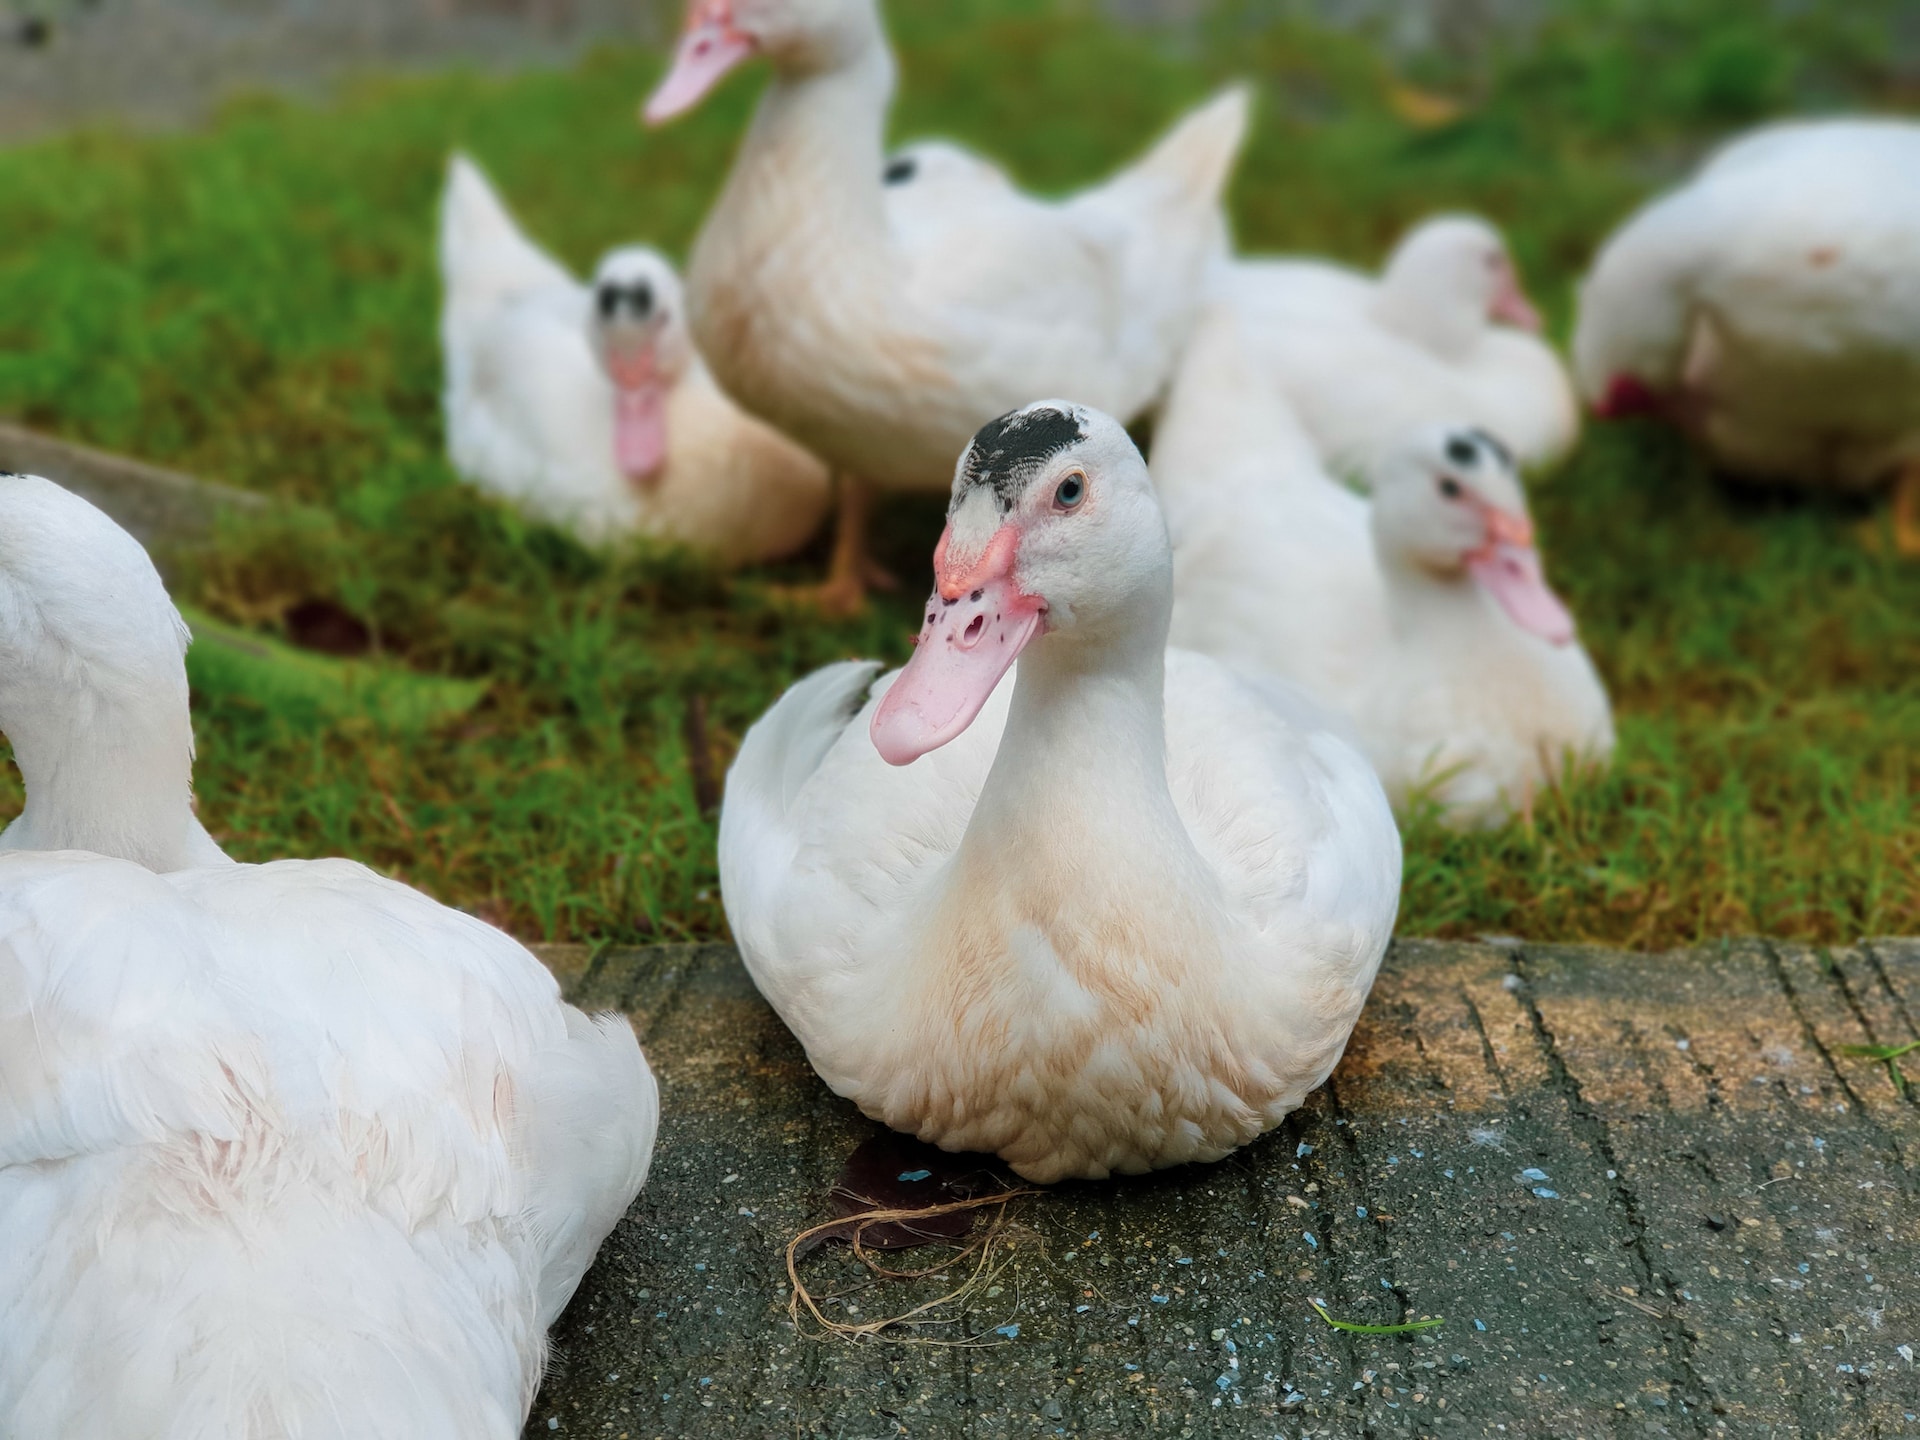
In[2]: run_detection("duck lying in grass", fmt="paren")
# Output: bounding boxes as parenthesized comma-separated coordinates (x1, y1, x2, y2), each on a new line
(1225, 214, 1578, 477)
(0, 473, 657, 1439)
(718, 403, 1401, 1183)
(644, 0, 1249, 611)
(1155, 307, 1613, 828)
(440, 153, 829, 560)
(1574, 117, 1920, 554)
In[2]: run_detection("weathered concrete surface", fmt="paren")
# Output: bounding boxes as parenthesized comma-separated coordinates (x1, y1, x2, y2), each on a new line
(523, 938, 1920, 1439)
(0, 420, 263, 567)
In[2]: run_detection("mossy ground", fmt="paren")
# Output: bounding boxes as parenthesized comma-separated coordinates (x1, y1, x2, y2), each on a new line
(0, 0, 1912, 946)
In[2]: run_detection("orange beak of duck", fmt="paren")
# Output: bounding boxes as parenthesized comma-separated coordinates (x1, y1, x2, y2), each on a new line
(643, 0, 756, 125)
(870, 523, 1046, 766)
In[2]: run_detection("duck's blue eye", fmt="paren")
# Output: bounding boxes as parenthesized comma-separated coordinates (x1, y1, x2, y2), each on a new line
(1053, 473, 1086, 510)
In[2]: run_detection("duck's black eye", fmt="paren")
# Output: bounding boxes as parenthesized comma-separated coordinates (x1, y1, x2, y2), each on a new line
(1438, 476, 1464, 500)
(883, 156, 917, 185)
(1445, 435, 1479, 467)
(631, 281, 654, 318)
(596, 286, 619, 318)
(1053, 472, 1087, 510)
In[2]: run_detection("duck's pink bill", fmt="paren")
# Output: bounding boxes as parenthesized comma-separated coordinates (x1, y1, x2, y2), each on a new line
(614, 383, 670, 487)
(643, 10, 754, 124)
(1490, 282, 1542, 333)
(871, 577, 1043, 766)
(1468, 542, 1576, 645)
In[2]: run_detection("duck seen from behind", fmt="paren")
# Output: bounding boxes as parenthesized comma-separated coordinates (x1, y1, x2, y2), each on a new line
(0, 473, 658, 1439)
(718, 404, 1401, 1183)
(1573, 118, 1920, 553)
(645, 0, 1249, 611)
(1225, 214, 1578, 477)
(440, 154, 829, 560)
(1156, 308, 1613, 828)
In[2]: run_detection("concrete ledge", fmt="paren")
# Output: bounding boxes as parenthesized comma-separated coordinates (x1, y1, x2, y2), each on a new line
(0, 421, 263, 567)
(524, 937, 1920, 1439)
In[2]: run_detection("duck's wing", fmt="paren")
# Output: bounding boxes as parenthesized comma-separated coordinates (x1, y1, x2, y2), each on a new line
(0, 850, 268, 1175)
(166, 858, 656, 1327)
(1161, 650, 1402, 1010)
(895, 89, 1247, 422)
(514, 1005, 659, 1329)
(0, 855, 531, 1439)
(718, 659, 1009, 1027)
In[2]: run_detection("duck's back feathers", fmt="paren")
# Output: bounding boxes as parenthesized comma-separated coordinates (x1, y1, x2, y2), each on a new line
(0, 850, 656, 1440)
(1223, 241, 1577, 475)
(441, 155, 577, 333)
(1574, 118, 1920, 486)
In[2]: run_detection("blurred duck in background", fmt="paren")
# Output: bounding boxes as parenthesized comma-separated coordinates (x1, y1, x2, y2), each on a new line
(439, 154, 830, 561)
(0, 473, 658, 1439)
(1574, 118, 1920, 554)
(643, 0, 1249, 612)
(719, 403, 1400, 1182)
(1222, 214, 1579, 478)
(1155, 307, 1613, 828)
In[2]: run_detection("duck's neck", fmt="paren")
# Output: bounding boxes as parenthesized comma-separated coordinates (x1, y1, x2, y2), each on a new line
(958, 602, 1199, 905)
(709, 25, 896, 265)
(1379, 555, 1510, 658)
(1, 674, 227, 873)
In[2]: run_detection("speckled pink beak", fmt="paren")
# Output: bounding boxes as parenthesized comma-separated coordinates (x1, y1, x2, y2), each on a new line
(1465, 508, 1575, 645)
(870, 524, 1045, 766)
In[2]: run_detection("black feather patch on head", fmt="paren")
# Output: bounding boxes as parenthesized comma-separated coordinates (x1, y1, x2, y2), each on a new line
(957, 405, 1087, 514)
(1465, 426, 1514, 471)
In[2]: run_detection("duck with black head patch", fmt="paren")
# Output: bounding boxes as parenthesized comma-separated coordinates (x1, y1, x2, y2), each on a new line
(1154, 304, 1614, 829)
(718, 401, 1402, 1183)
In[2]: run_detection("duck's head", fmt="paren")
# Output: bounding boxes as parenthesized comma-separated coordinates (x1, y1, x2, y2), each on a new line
(871, 402, 1167, 766)
(1377, 216, 1541, 353)
(0, 472, 190, 716)
(644, 0, 882, 123)
(589, 247, 689, 488)
(1369, 426, 1576, 646)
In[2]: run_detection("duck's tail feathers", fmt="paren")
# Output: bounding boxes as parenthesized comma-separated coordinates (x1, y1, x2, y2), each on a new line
(1113, 83, 1252, 217)
(439, 152, 577, 315)
(517, 1007, 659, 1332)
(1068, 86, 1253, 416)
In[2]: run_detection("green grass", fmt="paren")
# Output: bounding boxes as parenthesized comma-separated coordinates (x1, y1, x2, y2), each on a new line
(0, 0, 1913, 947)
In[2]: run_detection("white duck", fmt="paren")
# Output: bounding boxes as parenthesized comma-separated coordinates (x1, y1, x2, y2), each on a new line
(718, 403, 1401, 1183)
(644, 0, 1248, 610)
(1156, 307, 1613, 827)
(1572, 117, 1920, 553)
(440, 153, 829, 560)
(1224, 214, 1579, 477)
(0, 472, 658, 1439)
